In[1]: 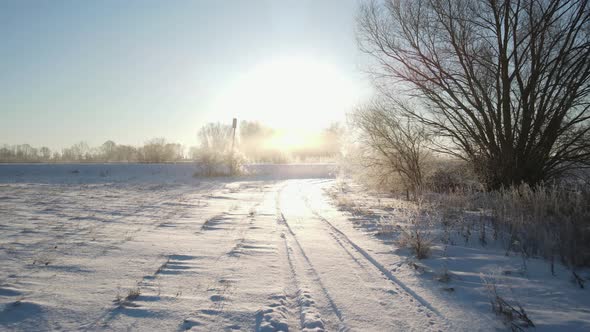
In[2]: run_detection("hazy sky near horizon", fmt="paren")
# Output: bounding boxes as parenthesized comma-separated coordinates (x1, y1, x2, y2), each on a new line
(0, 0, 372, 150)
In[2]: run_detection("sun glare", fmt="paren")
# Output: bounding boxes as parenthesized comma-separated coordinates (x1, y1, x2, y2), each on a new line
(263, 129, 322, 151)
(211, 56, 358, 143)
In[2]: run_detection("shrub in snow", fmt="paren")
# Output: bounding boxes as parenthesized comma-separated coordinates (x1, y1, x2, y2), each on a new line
(114, 287, 141, 307)
(193, 150, 245, 177)
(396, 202, 435, 259)
(482, 274, 534, 331)
(193, 122, 245, 177)
(426, 159, 480, 193)
(398, 227, 433, 259)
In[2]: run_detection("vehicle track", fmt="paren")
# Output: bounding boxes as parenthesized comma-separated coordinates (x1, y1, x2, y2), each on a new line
(275, 186, 348, 332)
(299, 188, 451, 330)
(273, 181, 450, 331)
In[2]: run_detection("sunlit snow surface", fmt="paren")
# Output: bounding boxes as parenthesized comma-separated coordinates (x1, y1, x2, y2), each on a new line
(0, 164, 588, 331)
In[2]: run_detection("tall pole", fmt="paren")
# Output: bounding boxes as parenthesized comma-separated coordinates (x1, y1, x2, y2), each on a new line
(230, 118, 237, 175)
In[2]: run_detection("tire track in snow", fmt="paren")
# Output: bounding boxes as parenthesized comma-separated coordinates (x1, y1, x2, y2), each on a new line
(324, 230, 444, 328)
(275, 186, 348, 332)
(300, 190, 449, 329)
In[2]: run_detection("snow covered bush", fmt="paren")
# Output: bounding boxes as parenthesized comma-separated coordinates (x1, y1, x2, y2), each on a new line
(193, 122, 245, 177)
(398, 226, 433, 259)
(396, 201, 436, 259)
(375, 215, 398, 237)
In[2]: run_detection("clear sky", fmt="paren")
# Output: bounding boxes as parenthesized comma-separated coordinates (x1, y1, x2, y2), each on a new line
(0, 0, 372, 150)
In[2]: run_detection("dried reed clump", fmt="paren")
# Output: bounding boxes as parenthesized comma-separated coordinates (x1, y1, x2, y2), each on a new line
(485, 184, 590, 269)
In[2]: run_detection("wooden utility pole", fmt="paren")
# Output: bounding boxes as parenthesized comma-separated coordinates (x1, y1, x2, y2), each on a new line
(230, 118, 237, 175)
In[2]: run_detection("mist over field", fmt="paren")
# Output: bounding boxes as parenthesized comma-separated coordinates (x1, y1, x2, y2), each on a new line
(2, 0, 590, 331)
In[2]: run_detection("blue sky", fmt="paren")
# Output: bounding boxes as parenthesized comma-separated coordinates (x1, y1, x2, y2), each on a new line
(0, 0, 371, 149)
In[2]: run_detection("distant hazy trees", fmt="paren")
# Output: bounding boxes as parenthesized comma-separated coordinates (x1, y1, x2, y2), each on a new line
(0, 144, 53, 162)
(100, 140, 117, 161)
(0, 144, 49, 162)
(239, 121, 288, 163)
(61, 142, 91, 161)
(239, 120, 343, 163)
(39, 146, 51, 160)
(358, 0, 590, 189)
(291, 123, 344, 161)
(0, 138, 186, 163)
(141, 138, 183, 163)
(322, 123, 345, 158)
(1, 121, 345, 164)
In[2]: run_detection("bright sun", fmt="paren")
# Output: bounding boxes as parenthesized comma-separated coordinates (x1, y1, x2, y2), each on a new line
(211, 56, 358, 144)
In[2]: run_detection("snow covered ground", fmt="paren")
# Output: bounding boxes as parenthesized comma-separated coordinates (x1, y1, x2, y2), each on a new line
(0, 164, 588, 331)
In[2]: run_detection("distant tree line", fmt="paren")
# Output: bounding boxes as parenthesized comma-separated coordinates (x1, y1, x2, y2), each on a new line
(0, 138, 185, 163)
(1, 121, 343, 164)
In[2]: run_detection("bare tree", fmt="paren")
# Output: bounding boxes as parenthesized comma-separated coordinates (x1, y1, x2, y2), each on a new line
(101, 140, 116, 162)
(195, 123, 236, 176)
(114, 145, 138, 162)
(358, 0, 590, 189)
(62, 142, 90, 162)
(352, 99, 431, 196)
(141, 138, 167, 163)
(165, 143, 184, 161)
(321, 122, 345, 158)
(198, 123, 233, 153)
(239, 121, 280, 162)
(39, 147, 52, 161)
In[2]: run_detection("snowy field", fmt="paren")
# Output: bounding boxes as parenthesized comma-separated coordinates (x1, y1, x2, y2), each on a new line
(0, 164, 589, 331)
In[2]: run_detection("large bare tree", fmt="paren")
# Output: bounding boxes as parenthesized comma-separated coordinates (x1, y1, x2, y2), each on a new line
(358, 0, 590, 189)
